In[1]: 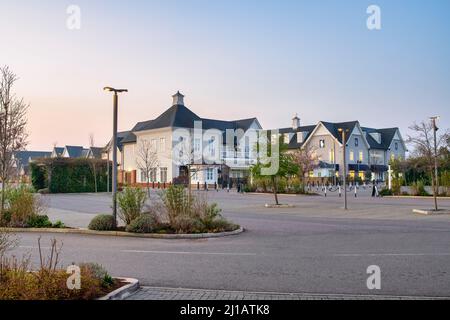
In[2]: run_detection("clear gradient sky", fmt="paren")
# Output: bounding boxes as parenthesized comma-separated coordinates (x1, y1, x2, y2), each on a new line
(1, 0, 449, 150)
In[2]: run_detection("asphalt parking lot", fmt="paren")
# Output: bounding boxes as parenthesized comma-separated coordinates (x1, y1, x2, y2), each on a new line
(10, 190, 450, 298)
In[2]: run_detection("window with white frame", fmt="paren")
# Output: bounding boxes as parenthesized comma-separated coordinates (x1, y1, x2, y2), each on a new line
(194, 138, 201, 153)
(160, 167, 167, 183)
(160, 138, 166, 152)
(140, 170, 147, 182)
(349, 150, 354, 161)
(359, 151, 363, 161)
(208, 137, 215, 157)
(151, 139, 157, 152)
(206, 168, 214, 181)
(355, 137, 359, 147)
(150, 168, 157, 182)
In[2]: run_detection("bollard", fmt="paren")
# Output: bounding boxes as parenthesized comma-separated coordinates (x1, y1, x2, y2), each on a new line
(339, 184, 342, 197)
(354, 185, 357, 198)
(227, 183, 230, 193)
(324, 187, 327, 197)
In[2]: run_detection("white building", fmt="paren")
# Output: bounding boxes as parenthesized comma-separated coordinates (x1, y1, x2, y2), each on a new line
(275, 115, 407, 182)
(104, 92, 262, 186)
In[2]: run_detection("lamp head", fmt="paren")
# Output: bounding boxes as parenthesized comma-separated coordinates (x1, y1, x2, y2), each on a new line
(103, 87, 128, 93)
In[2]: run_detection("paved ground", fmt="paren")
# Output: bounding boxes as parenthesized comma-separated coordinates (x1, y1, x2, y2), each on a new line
(127, 286, 448, 300)
(8, 190, 450, 299)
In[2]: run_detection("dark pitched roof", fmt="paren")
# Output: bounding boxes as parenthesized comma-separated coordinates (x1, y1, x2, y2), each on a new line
(276, 125, 316, 149)
(122, 104, 260, 145)
(65, 146, 88, 158)
(361, 127, 399, 150)
(14, 151, 52, 165)
(88, 147, 103, 159)
(320, 121, 359, 144)
(53, 147, 64, 156)
(121, 131, 137, 144)
(134, 104, 201, 132)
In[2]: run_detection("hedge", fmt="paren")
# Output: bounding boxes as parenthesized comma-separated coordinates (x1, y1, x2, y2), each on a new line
(30, 158, 112, 194)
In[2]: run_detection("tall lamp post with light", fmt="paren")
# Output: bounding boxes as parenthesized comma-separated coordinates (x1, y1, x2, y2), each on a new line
(104, 87, 128, 228)
(338, 128, 350, 210)
(430, 116, 440, 212)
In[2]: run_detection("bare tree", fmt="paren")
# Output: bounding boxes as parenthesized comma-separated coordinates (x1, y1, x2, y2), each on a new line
(0, 66, 28, 222)
(136, 139, 159, 196)
(292, 145, 319, 183)
(407, 121, 449, 211)
(89, 133, 98, 193)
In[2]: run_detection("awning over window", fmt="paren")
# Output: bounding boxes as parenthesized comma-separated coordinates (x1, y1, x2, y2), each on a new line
(348, 164, 370, 171)
(370, 164, 388, 172)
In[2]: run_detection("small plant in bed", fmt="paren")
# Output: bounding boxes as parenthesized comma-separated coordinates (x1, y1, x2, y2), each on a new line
(0, 236, 123, 300)
(88, 186, 239, 234)
(0, 185, 65, 229)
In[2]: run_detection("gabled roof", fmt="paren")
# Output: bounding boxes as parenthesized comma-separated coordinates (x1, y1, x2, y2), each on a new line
(64, 146, 89, 158)
(276, 125, 316, 149)
(87, 147, 103, 159)
(53, 147, 64, 156)
(14, 151, 52, 167)
(134, 104, 201, 132)
(122, 102, 261, 145)
(320, 121, 359, 144)
(361, 127, 399, 150)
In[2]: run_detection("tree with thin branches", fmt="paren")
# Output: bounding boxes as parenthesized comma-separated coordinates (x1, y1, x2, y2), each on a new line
(136, 139, 159, 197)
(407, 120, 449, 211)
(292, 144, 319, 184)
(0, 66, 28, 223)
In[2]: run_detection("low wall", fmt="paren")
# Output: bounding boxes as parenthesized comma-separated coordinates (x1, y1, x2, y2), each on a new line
(400, 186, 449, 196)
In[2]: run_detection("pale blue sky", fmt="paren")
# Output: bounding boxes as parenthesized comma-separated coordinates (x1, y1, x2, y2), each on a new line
(1, 0, 449, 150)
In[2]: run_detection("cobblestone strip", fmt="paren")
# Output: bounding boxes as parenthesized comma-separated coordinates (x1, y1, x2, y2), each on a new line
(126, 286, 448, 300)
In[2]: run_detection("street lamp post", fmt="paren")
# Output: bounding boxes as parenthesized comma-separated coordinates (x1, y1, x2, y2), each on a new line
(104, 87, 128, 229)
(338, 128, 349, 210)
(430, 116, 440, 212)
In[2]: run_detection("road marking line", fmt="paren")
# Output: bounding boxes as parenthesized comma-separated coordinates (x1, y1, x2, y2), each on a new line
(334, 253, 450, 257)
(121, 250, 258, 256)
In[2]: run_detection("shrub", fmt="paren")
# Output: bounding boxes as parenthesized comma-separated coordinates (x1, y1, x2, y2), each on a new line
(79, 263, 114, 288)
(126, 214, 159, 233)
(156, 185, 239, 234)
(117, 187, 147, 225)
(3, 185, 45, 227)
(172, 215, 205, 234)
(411, 180, 429, 196)
(207, 218, 239, 233)
(31, 158, 111, 194)
(26, 215, 53, 228)
(88, 214, 116, 231)
(0, 239, 116, 300)
(25, 215, 65, 229)
(162, 186, 192, 224)
(243, 184, 257, 193)
(379, 188, 393, 197)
